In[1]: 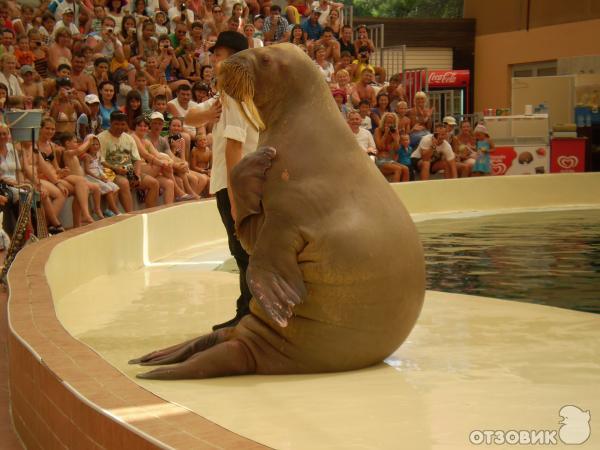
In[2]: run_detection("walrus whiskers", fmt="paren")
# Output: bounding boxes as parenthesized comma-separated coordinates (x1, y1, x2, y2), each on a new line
(218, 61, 265, 132)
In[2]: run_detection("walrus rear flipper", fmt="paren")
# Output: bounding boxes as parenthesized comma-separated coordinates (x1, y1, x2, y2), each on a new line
(231, 146, 276, 252)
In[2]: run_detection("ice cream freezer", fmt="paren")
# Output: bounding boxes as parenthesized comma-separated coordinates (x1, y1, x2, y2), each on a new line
(483, 115, 550, 176)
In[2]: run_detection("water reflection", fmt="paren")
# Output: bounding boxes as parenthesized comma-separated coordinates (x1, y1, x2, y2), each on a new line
(417, 209, 600, 314)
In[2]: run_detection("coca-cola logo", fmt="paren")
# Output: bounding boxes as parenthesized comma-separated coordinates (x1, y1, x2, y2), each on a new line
(557, 155, 579, 169)
(428, 71, 457, 85)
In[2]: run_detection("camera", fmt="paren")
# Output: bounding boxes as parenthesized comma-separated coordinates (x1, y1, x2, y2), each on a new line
(171, 133, 182, 141)
(389, 126, 396, 133)
(125, 166, 139, 183)
(180, 3, 187, 11)
(106, 27, 114, 34)
(161, 43, 169, 49)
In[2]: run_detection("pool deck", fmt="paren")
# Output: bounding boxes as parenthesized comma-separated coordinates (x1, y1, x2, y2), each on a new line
(6, 173, 600, 449)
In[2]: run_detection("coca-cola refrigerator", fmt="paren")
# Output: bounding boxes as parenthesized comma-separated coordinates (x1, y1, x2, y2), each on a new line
(403, 69, 471, 122)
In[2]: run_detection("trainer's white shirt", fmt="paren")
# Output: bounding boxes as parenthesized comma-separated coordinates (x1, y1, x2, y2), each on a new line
(192, 94, 259, 194)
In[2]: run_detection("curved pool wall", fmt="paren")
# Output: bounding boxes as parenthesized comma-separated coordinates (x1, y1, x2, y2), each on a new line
(6, 173, 600, 449)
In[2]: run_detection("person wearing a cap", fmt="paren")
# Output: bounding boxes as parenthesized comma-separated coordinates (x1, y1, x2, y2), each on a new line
(147, 111, 172, 155)
(311, 0, 344, 27)
(20, 65, 43, 99)
(472, 124, 495, 176)
(301, 7, 323, 42)
(51, 0, 81, 23)
(77, 94, 103, 140)
(264, 4, 290, 43)
(332, 88, 350, 118)
(410, 123, 458, 180)
(443, 115, 458, 148)
(52, 8, 80, 40)
(184, 31, 258, 330)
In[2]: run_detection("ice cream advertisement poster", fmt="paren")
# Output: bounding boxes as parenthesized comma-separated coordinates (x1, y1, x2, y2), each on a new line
(491, 146, 549, 175)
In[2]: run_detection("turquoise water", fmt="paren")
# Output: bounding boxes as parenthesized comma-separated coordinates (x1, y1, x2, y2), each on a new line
(416, 208, 600, 314)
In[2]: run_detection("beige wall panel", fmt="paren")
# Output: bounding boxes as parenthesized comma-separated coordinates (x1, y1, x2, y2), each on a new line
(473, 19, 600, 111)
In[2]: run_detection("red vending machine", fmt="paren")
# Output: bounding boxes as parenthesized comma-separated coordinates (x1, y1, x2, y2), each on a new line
(403, 70, 471, 121)
(550, 138, 588, 173)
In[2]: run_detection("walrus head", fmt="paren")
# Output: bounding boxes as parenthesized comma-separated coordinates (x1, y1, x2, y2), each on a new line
(218, 43, 332, 131)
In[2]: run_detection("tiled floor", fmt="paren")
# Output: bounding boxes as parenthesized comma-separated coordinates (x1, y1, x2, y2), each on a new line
(0, 289, 25, 450)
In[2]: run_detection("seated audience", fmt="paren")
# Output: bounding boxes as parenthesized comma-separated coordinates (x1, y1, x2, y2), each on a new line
(408, 90, 433, 148)
(264, 5, 290, 43)
(350, 68, 376, 108)
(410, 123, 457, 180)
(347, 111, 376, 155)
(455, 120, 477, 177)
(373, 112, 409, 182)
(97, 111, 160, 212)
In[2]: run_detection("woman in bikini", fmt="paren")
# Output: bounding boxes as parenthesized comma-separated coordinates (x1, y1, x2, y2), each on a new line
(49, 78, 89, 136)
(36, 118, 95, 227)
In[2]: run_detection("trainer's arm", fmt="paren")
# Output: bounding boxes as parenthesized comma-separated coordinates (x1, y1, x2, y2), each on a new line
(184, 98, 221, 127)
(226, 139, 243, 221)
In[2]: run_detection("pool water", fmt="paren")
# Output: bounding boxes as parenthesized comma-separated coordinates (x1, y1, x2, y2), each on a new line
(416, 208, 600, 314)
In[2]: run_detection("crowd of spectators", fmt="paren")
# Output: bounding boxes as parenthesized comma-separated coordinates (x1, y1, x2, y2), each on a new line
(0, 0, 494, 243)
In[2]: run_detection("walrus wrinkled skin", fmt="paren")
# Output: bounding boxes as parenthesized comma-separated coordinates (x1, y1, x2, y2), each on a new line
(131, 43, 426, 379)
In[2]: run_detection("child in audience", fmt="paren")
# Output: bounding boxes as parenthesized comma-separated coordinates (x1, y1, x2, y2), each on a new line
(332, 88, 351, 118)
(14, 35, 35, 67)
(190, 134, 212, 177)
(472, 124, 495, 176)
(58, 133, 105, 220)
(152, 95, 173, 136)
(397, 133, 414, 180)
(82, 135, 121, 216)
(20, 65, 44, 98)
(77, 94, 103, 140)
(167, 134, 202, 199)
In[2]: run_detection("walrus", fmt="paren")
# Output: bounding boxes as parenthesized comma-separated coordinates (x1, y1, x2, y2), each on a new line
(130, 43, 426, 379)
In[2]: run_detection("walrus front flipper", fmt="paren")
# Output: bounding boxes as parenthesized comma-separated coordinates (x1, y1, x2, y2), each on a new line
(247, 216, 307, 328)
(231, 146, 276, 252)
